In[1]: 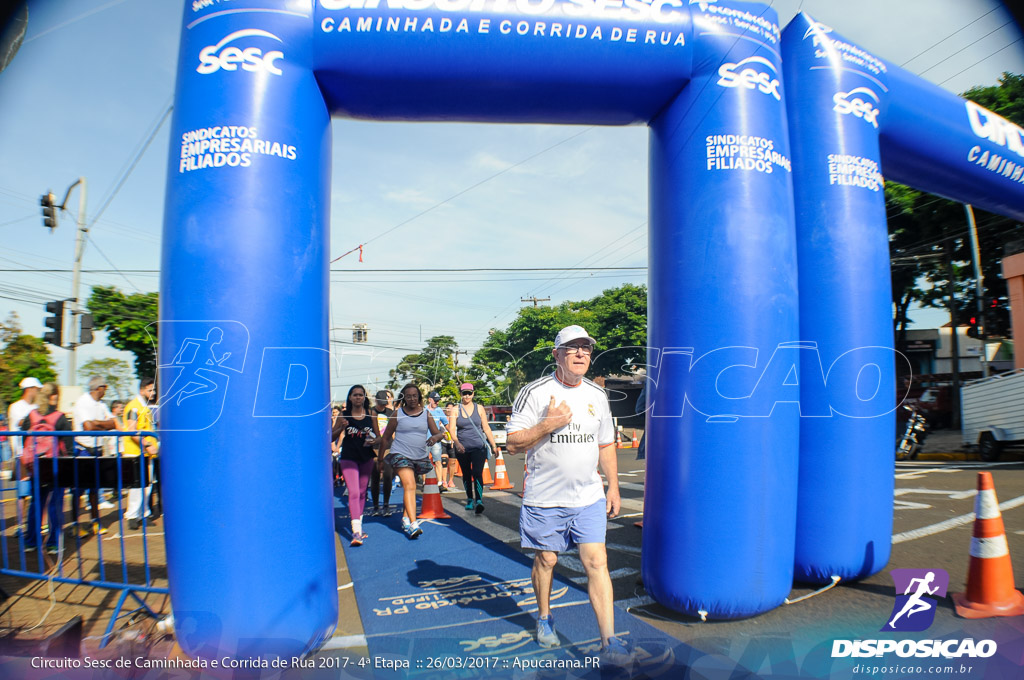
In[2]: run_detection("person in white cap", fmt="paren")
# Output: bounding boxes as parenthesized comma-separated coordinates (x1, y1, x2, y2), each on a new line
(506, 325, 629, 665)
(7, 377, 41, 526)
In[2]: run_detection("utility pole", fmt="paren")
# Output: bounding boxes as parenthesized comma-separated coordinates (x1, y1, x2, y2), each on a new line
(964, 204, 988, 377)
(521, 296, 550, 308)
(451, 350, 470, 384)
(945, 238, 962, 430)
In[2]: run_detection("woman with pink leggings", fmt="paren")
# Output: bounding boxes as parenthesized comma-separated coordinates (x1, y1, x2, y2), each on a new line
(337, 385, 380, 546)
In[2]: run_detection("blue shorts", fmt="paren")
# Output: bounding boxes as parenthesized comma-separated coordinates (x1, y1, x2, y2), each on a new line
(429, 442, 445, 460)
(520, 499, 607, 552)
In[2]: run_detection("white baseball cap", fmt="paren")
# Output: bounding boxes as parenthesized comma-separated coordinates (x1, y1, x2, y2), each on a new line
(19, 377, 43, 389)
(554, 325, 596, 349)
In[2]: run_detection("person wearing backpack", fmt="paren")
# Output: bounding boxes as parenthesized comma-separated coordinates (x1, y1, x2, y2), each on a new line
(20, 382, 71, 552)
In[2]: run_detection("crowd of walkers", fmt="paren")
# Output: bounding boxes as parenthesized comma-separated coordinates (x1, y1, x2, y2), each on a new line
(331, 382, 500, 545)
(2, 375, 161, 553)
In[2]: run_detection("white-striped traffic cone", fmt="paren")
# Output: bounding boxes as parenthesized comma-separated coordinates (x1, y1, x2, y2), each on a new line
(951, 471, 1024, 619)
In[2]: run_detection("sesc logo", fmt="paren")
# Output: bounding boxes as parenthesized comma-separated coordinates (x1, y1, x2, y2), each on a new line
(833, 87, 880, 128)
(197, 29, 284, 76)
(717, 56, 781, 101)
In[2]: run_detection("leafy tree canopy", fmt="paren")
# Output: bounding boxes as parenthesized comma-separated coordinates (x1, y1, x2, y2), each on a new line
(889, 72, 1024, 346)
(78, 357, 135, 401)
(0, 313, 57, 408)
(87, 286, 158, 379)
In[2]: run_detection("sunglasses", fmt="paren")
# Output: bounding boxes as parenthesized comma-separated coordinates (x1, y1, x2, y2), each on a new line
(461, 390, 474, 395)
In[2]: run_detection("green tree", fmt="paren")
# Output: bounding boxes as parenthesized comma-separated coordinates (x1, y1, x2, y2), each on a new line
(888, 73, 1024, 343)
(469, 284, 648, 403)
(87, 286, 158, 379)
(387, 335, 461, 398)
(78, 357, 135, 401)
(0, 313, 57, 407)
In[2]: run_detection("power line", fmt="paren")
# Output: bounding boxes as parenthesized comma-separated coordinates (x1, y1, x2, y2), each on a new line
(940, 37, 1024, 86)
(332, 127, 594, 260)
(918, 19, 1016, 76)
(899, 6, 1000, 67)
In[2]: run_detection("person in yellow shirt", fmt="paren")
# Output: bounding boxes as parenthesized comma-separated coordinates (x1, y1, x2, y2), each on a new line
(123, 377, 158, 530)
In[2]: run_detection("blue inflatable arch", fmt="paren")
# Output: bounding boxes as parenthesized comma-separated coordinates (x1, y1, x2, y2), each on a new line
(161, 0, 1024, 661)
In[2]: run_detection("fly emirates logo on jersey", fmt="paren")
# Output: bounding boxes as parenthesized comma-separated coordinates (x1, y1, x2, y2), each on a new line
(550, 421, 596, 445)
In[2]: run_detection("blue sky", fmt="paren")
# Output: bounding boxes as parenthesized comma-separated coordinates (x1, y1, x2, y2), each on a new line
(1, 0, 1022, 397)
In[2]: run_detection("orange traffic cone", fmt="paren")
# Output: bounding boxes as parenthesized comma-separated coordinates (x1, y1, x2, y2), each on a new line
(616, 428, 624, 448)
(951, 471, 1024, 619)
(481, 457, 494, 485)
(491, 450, 515, 490)
(417, 468, 450, 520)
(631, 430, 640, 448)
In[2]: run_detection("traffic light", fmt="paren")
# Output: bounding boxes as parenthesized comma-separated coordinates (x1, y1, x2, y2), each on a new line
(79, 313, 94, 344)
(40, 192, 57, 231)
(43, 300, 64, 346)
(966, 315, 986, 339)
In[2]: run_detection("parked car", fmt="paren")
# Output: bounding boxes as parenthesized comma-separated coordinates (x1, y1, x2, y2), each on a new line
(916, 386, 953, 430)
(489, 421, 507, 453)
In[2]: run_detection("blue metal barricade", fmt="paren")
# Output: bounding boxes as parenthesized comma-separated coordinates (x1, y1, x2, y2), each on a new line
(0, 429, 164, 647)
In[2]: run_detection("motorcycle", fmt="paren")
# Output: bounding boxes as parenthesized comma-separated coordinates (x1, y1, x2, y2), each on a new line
(896, 404, 928, 461)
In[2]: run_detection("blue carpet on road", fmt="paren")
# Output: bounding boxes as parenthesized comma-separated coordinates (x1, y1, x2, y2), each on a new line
(333, 490, 712, 679)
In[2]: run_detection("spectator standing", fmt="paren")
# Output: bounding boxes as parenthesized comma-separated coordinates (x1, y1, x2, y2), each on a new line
(20, 382, 71, 553)
(449, 382, 498, 514)
(123, 378, 159, 530)
(8, 377, 41, 527)
(72, 376, 116, 536)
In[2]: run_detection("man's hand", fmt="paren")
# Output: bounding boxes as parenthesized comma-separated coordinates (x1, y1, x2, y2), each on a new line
(605, 486, 621, 519)
(544, 396, 572, 431)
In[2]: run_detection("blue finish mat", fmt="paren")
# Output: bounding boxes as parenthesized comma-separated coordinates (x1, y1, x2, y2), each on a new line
(333, 491, 710, 679)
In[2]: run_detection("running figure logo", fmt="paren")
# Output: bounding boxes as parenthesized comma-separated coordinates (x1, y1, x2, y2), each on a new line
(155, 321, 249, 431)
(882, 568, 949, 632)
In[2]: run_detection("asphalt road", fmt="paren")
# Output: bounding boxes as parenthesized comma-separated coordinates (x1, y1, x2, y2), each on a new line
(444, 448, 1024, 674)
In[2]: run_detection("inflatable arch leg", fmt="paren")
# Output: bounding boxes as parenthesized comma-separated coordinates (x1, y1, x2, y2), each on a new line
(160, 8, 336, 660)
(643, 14, 801, 618)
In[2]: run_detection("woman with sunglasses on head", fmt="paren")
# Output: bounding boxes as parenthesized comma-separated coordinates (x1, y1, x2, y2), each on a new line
(337, 385, 380, 547)
(449, 382, 499, 514)
(379, 384, 446, 539)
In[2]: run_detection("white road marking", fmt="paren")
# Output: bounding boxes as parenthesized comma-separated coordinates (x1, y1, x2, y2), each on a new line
(559, 555, 585, 573)
(894, 500, 932, 510)
(893, 494, 1024, 543)
(618, 481, 645, 492)
(894, 488, 977, 500)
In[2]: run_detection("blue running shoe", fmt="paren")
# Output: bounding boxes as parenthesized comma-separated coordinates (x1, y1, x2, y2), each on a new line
(536, 614, 558, 648)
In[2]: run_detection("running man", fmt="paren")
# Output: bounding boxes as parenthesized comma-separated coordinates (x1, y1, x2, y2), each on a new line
(889, 571, 940, 628)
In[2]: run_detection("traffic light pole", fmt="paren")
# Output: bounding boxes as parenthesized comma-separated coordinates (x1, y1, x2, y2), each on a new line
(964, 204, 988, 378)
(58, 177, 87, 384)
